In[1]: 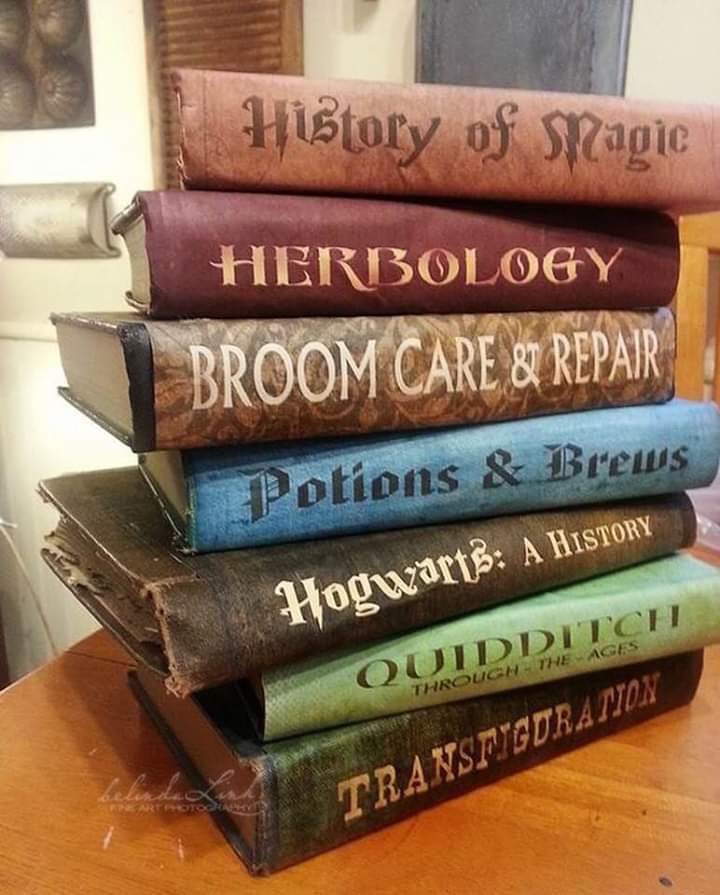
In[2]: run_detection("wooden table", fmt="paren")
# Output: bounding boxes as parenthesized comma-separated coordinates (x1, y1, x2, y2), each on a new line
(1, 633, 719, 894)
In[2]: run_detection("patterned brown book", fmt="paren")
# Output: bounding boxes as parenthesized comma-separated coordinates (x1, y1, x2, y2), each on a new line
(173, 69, 720, 210)
(51, 308, 675, 451)
(113, 191, 679, 318)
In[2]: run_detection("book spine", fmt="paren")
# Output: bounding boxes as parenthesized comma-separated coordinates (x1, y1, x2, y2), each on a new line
(172, 68, 720, 209)
(266, 651, 703, 870)
(259, 554, 720, 740)
(183, 400, 719, 551)
(155, 494, 695, 693)
(147, 308, 675, 450)
(136, 191, 679, 318)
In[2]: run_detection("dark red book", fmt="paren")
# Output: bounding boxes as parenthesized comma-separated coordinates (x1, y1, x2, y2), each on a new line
(113, 191, 678, 319)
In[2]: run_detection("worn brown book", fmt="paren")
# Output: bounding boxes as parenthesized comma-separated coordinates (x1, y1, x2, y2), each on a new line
(39, 466, 696, 695)
(52, 308, 675, 451)
(129, 650, 704, 873)
(173, 69, 720, 210)
(113, 190, 679, 318)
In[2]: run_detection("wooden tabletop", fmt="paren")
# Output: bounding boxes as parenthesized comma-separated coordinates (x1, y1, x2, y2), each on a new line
(1, 630, 719, 893)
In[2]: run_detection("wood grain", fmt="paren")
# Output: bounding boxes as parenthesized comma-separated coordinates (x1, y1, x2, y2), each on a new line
(143, 0, 303, 188)
(679, 211, 720, 250)
(1, 621, 719, 891)
(0, 604, 8, 690)
(676, 211, 720, 402)
(674, 243, 709, 400)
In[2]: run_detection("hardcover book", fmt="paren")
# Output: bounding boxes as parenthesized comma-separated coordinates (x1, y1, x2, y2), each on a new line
(172, 68, 720, 210)
(251, 553, 720, 740)
(113, 191, 679, 318)
(141, 400, 718, 551)
(38, 468, 696, 695)
(52, 308, 676, 451)
(130, 650, 704, 874)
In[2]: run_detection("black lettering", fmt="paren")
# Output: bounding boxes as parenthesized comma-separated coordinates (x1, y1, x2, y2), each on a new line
(404, 468, 434, 497)
(242, 96, 289, 154)
(298, 477, 327, 508)
(484, 450, 522, 488)
(437, 465, 460, 494)
(371, 471, 400, 500)
(546, 443, 583, 481)
(670, 446, 689, 471)
(245, 466, 290, 523)
(542, 110, 603, 172)
(357, 659, 398, 688)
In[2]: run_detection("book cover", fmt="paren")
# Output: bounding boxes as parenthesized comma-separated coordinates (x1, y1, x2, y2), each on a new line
(145, 400, 717, 551)
(130, 650, 704, 873)
(38, 466, 697, 695)
(113, 190, 679, 318)
(172, 68, 720, 210)
(257, 554, 720, 740)
(52, 309, 675, 452)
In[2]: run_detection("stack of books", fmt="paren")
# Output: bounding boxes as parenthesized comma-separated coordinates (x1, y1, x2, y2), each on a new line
(42, 71, 720, 875)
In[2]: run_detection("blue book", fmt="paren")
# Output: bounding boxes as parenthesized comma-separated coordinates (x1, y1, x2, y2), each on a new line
(141, 399, 720, 552)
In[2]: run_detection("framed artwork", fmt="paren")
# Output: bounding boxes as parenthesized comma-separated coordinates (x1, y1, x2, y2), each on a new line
(0, 0, 95, 130)
(417, 0, 632, 96)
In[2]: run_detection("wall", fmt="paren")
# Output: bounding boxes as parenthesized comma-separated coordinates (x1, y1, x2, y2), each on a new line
(625, 0, 720, 102)
(0, 0, 154, 678)
(1, 0, 719, 680)
(303, 0, 415, 83)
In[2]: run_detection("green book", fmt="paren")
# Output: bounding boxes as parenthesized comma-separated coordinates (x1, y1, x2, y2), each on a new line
(131, 651, 704, 874)
(255, 554, 720, 740)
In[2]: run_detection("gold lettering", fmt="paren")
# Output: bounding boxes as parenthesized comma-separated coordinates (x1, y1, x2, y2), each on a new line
(638, 671, 661, 707)
(625, 678, 641, 711)
(431, 742, 457, 786)
(373, 765, 401, 809)
(209, 244, 267, 286)
(543, 246, 581, 284)
(573, 331, 591, 383)
(477, 335, 497, 390)
(423, 340, 453, 394)
(531, 707, 553, 747)
(455, 336, 477, 393)
(394, 337, 423, 396)
(317, 246, 374, 292)
(337, 773, 370, 822)
(574, 696, 595, 732)
(475, 728, 497, 770)
(585, 246, 623, 283)
(465, 247, 500, 286)
(457, 736, 475, 776)
(643, 328, 660, 378)
(513, 716, 530, 754)
(275, 245, 312, 287)
(338, 341, 377, 400)
(597, 686, 615, 723)
(552, 702, 573, 740)
(500, 247, 540, 285)
(367, 246, 414, 287)
(418, 248, 460, 286)
(403, 755, 429, 796)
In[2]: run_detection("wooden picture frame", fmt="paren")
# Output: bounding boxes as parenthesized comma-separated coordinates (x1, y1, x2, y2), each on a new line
(143, 0, 303, 188)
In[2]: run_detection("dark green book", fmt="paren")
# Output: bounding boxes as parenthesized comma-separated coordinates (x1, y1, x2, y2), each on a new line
(130, 650, 703, 875)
